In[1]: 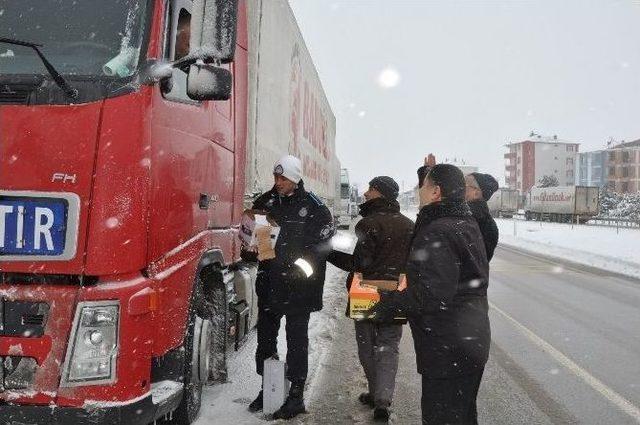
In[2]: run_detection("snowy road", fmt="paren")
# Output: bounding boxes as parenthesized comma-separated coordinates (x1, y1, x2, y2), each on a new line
(195, 238, 640, 424)
(299, 245, 640, 425)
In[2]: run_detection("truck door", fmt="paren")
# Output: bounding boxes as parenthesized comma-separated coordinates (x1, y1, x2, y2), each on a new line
(148, 0, 234, 260)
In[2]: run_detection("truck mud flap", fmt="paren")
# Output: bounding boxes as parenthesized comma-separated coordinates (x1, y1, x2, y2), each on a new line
(229, 301, 250, 350)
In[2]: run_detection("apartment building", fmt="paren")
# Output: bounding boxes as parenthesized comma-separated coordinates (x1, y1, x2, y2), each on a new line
(576, 150, 607, 188)
(504, 134, 579, 193)
(605, 139, 640, 193)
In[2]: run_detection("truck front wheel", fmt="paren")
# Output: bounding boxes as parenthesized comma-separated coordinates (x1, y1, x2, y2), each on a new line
(172, 314, 213, 424)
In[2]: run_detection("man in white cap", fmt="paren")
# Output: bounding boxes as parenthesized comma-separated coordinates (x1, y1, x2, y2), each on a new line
(243, 154, 334, 419)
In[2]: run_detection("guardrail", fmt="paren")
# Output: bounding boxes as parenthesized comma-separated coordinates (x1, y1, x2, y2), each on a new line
(585, 216, 640, 229)
(507, 212, 639, 229)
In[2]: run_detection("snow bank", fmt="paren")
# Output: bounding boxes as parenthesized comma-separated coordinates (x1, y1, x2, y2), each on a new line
(402, 208, 640, 279)
(195, 232, 354, 423)
(496, 219, 640, 279)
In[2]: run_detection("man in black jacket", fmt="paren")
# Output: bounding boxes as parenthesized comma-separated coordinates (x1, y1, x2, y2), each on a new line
(465, 172, 499, 261)
(328, 176, 413, 422)
(374, 164, 490, 425)
(244, 155, 334, 419)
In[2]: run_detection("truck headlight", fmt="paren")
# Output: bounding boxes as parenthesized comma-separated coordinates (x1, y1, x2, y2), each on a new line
(61, 301, 119, 386)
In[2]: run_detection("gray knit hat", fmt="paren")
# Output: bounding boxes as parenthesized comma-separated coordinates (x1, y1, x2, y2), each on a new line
(369, 176, 399, 200)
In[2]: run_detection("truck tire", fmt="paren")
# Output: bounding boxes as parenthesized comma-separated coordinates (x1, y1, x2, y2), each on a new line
(195, 266, 228, 383)
(172, 313, 213, 425)
(206, 277, 228, 383)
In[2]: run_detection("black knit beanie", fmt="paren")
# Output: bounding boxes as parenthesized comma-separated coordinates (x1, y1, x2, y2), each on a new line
(470, 172, 499, 201)
(369, 176, 399, 200)
(426, 164, 465, 201)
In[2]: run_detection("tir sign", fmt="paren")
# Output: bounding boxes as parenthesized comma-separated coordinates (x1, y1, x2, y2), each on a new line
(0, 197, 68, 256)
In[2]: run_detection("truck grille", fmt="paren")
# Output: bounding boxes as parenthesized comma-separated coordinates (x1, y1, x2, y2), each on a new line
(21, 314, 46, 327)
(0, 300, 49, 337)
(0, 356, 38, 390)
(1, 272, 97, 286)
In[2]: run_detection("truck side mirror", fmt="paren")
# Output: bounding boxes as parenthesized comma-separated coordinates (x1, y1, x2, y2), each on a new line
(187, 63, 232, 101)
(192, 0, 239, 63)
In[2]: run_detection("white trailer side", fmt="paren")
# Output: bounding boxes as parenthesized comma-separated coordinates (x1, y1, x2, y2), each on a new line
(525, 186, 599, 222)
(246, 0, 339, 213)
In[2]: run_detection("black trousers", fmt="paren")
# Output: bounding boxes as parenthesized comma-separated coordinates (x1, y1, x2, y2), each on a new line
(421, 370, 484, 425)
(255, 307, 311, 384)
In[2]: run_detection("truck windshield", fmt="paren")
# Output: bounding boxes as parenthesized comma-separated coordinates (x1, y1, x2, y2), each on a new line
(0, 0, 148, 78)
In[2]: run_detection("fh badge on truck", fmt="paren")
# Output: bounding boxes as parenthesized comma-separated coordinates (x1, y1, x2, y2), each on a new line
(51, 173, 77, 184)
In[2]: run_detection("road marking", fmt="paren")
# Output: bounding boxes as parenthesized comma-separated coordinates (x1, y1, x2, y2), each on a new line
(491, 267, 560, 273)
(490, 301, 640, 423)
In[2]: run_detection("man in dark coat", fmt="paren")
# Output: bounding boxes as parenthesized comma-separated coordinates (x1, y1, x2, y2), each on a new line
(327, 176, 414, 422)
(243, 155, 334, 419)
(465, 172, 499, 261)
(374, 164, 490, 425)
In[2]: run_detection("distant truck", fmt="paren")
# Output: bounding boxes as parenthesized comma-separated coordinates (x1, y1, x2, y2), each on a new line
(487, 188, 519, 218)
(525, 186, 600, 223)
(337, 169, 358, 228)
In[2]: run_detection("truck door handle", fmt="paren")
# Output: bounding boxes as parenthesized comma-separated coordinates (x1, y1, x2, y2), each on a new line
(199, 193, 211, 210)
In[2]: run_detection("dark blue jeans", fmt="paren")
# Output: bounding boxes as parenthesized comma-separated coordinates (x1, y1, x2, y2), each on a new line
(255, 308, 310, 384)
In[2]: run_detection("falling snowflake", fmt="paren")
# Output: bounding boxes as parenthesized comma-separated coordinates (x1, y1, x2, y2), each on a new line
(105, 217, 120, 229)
(377, 67, 401, 89)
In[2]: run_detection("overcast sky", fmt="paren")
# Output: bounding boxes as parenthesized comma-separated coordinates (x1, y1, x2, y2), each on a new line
(288, 0, 640, 191)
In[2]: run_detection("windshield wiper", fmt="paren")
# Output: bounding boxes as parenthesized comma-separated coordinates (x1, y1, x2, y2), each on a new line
(0, 37, 78, 99)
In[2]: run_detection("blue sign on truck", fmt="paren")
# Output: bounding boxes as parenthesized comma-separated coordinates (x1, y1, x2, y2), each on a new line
(0, 196, 68, 256)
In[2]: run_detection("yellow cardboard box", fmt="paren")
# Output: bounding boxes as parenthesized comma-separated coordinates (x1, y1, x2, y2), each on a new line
(349, 273, 405, 320)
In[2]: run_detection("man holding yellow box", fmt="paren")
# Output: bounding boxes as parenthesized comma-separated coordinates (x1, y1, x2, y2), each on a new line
(328, 176, 413, 422)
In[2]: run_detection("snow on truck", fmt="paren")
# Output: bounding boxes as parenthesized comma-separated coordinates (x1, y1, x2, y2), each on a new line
(524, 186, 600, 223)
(487, 188, 519, 218)
(0, 1, 338, 424)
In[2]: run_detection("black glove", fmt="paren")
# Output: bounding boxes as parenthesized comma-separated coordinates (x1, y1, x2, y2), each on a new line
(367, 291, 395, 322)
(289, 267, 307, 281)
(240, 247, 258, 263)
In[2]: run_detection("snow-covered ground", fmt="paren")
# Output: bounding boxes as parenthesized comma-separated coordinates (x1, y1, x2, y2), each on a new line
(496, 218, 640, 279)
(195, 233, 355, 424)
(403, 207, 640, 279)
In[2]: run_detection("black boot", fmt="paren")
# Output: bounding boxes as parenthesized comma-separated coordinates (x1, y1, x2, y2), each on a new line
(272, 381, 306, 420)
(248, 390, 263, 412)
(373, 406, 390, 422)
(358, 392, 374, 408)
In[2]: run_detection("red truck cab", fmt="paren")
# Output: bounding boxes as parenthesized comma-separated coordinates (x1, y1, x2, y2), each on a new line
(0, 1, 249, 423)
